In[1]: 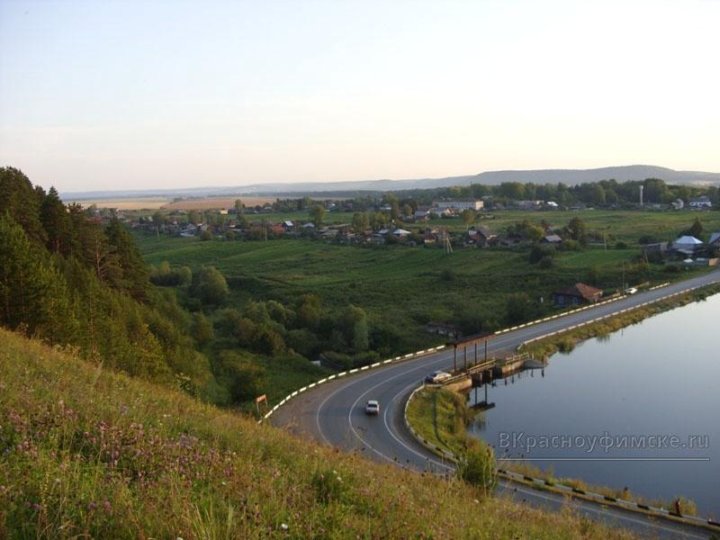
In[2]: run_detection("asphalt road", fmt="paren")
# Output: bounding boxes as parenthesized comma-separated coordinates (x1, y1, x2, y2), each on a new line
(272, 268, 720, 538)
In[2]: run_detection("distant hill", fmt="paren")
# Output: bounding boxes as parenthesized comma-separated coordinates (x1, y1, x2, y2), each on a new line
(470, 165, 720, 187)
(62, 165, 720, 199)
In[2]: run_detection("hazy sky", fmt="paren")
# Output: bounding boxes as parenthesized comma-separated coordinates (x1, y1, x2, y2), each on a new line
(1, 0, 719, 193)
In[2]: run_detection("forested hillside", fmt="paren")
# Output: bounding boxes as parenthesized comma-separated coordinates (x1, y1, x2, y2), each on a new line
(0, 167, 379, 407)
(0, 167, 216, 396)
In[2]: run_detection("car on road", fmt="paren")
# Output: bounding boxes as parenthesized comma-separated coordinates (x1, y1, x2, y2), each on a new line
(424, 370, 452, 384)
(624, 287, 638, 295)
(365, 400, 380, 415)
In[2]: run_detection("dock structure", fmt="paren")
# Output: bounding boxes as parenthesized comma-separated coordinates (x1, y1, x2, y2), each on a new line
(446, 332, 495, 372)
(492, 352, 530, 378)
(441, 334, 540, 392)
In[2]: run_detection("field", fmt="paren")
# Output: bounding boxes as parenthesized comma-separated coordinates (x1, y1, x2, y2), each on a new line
(162, 197, 282, 211)
(136, 208, 719, 354)
(135, 244, 670, 355)
(65, 197, 171, 210)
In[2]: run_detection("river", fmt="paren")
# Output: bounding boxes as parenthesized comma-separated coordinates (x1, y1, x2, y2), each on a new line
(467, 293, 720, 517)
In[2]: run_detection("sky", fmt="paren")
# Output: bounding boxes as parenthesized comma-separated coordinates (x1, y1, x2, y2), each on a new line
(1, 0, 720, 193)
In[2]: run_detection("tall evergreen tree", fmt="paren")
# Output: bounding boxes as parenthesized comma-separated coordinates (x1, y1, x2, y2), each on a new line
(40, 186, 71, 255)
(105, 218, 150, 301)
(0, 167, 47, 245)
(0, 214, 75, 341)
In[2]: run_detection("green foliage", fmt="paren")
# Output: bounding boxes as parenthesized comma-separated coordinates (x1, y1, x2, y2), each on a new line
(564, 216, 587, 245)
(0, 169, 225, 402)
(351, 212, 369, 233)
(0, 214, 76, 342)
(191, 312, 214, 345)
(505, 293, 537, 325)
(686, 217, 703, 239)
(529, 244, 556, 264)
(105, 219, 150, 301)
(216, 350, 267, 403)
(286, 328, 321, 358)
(190, 266, 229, 305)
(0, 167, 47, 245)
(309, 204, 325, 227)
(457, 441, 498, 495)
(40, 186, 71, 255)
(340, 305, 369, 352)
(251, 323, 286, 356)
(150, 261, 192, 287)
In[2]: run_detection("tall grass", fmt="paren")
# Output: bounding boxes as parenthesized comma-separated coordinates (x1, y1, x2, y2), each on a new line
(0, 329, 634, 538)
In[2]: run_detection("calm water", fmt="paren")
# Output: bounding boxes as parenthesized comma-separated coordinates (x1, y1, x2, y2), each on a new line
(468, 293, 720, 517)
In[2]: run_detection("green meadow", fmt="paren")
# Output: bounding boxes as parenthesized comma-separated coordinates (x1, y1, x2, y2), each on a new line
(135, 208, 720, 354)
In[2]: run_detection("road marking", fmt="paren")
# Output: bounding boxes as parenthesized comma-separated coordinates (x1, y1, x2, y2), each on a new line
(344, 367, 454, 469)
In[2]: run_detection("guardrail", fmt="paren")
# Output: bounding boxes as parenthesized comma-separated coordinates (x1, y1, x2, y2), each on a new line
(493, 283, 671, 337)
(403, 387, 718, 532)
(260, 280, 700, 424)
(519, 283, 711, 350)
(258, 345, 447, 423)
(402, 384, 457, 464)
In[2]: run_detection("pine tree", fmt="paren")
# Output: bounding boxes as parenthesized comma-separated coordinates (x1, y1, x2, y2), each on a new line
(105, 218, 150, 301)
(40, 186, 71, 255)
(0, 167, 47, 245)
(0, 214, 75, 341)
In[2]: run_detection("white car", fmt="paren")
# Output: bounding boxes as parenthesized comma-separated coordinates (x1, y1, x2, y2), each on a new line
(365, 400, 380, 415)
(624, 287, 638, 295)
(425, 370, 452, 384)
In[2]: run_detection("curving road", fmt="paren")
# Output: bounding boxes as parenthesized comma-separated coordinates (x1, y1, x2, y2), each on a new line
(272, 268, 720, 538)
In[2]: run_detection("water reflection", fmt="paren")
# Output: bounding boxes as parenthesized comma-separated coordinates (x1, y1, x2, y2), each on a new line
(466, 293, 720, 517)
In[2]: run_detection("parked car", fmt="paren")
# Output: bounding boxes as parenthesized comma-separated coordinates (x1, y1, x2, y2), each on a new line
(365, 400, 380, 415)
(424, 370, 452, 384)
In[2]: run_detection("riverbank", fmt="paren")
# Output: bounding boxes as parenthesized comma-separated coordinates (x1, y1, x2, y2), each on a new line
(407, 386, 699, 516)
(520, 283, 720, 360)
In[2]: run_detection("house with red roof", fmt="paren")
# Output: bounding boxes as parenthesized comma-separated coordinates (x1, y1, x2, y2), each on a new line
(552, 282, 603, 307)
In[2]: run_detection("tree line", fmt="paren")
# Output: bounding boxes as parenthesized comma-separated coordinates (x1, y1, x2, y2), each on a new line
(1, 167, 382, 406)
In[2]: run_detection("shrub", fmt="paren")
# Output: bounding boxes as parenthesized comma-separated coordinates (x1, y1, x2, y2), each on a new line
(457, 441, 497, 496)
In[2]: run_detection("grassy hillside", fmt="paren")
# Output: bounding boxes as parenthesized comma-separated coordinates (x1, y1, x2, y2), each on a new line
(0, 328, 633, 538)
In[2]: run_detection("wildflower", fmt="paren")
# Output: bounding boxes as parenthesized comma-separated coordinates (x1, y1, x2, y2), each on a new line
(280, 523, 289, 531)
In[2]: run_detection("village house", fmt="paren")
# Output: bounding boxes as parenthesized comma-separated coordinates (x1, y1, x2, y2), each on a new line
(466, 226, 497, 247)
(541, 234, 563, 245)
(413, 208, 431, 222)
(552, 283, 603, 307)
(672, 235, 704, 257)
(433, 199, 484, 212)
(689, 196, 712, 209)
(670, 198, 684, 210)
(641, 242, 669, 261)
(710, 232, 720, 248)
(516, 200, 543, 210)
(424, 322, 460, 338)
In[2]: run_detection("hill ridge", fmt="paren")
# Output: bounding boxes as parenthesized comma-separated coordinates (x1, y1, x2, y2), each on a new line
(62, 164, 720, 199)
